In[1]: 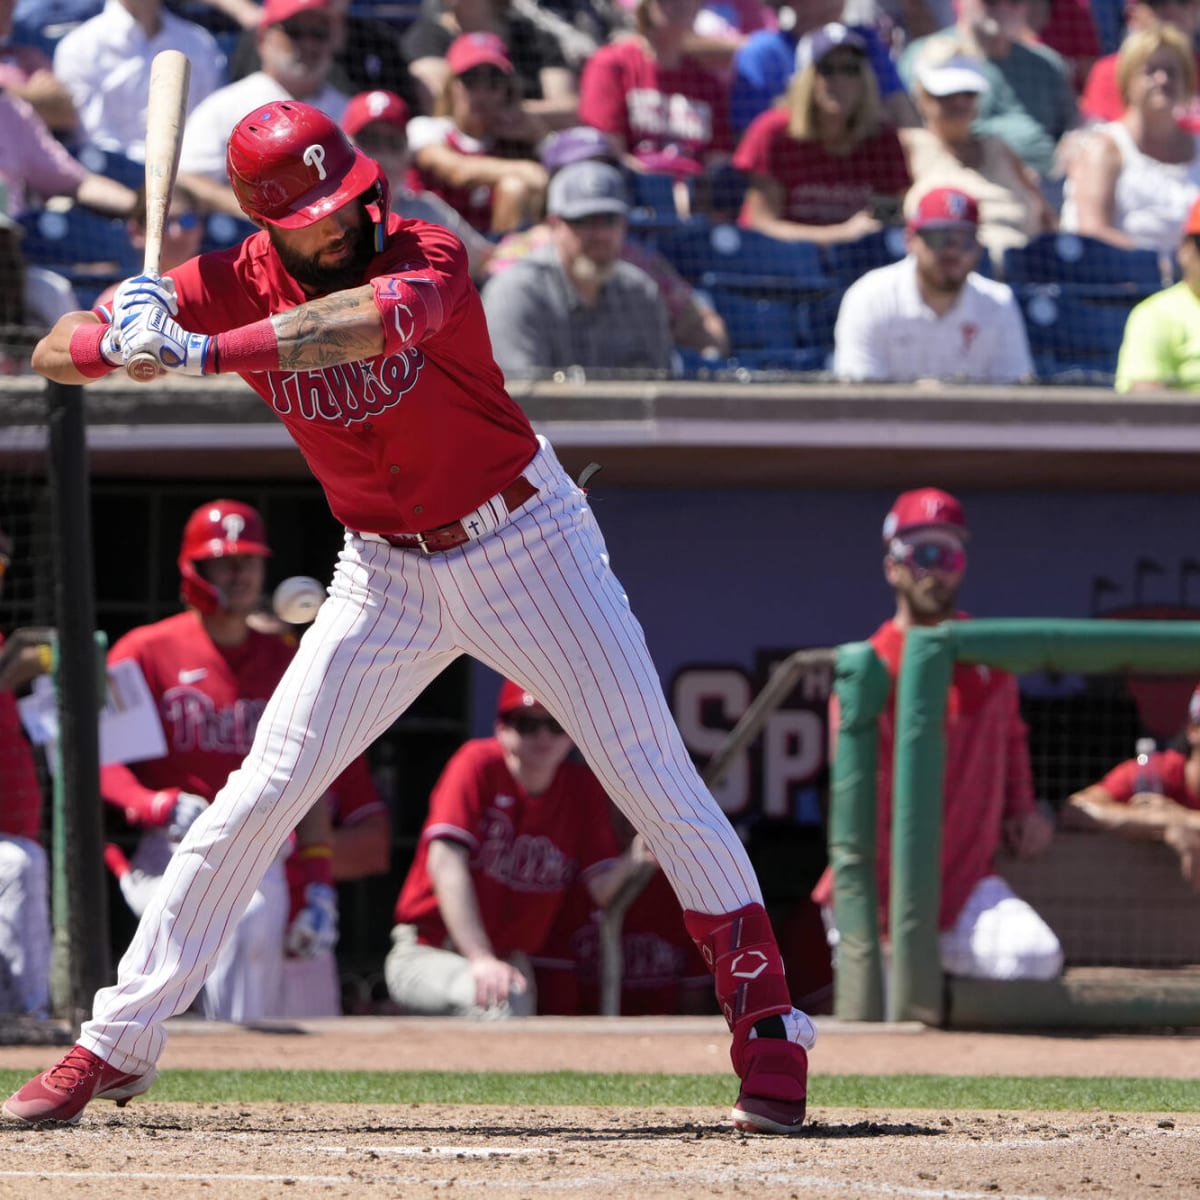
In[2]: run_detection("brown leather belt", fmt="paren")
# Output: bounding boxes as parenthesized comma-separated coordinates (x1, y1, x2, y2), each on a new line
(376, 475, 538, 553)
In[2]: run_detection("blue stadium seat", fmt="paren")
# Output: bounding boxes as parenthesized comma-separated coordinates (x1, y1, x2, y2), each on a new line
(71, 144, 144, 191)
(822, 227, 907, 282)
(18, 206, 138, 298)
(655, 225, 832, 294)
(1018, 285, 1134, 382)
(706, 286, 798, 352)
(1003, 234, 1164, 300)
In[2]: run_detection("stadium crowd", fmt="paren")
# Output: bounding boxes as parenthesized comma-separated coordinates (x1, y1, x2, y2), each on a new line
(1, 0, 1198, 385)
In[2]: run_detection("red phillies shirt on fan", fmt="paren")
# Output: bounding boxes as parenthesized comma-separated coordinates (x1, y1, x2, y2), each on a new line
(732, 107, 911, 226)
(100, 216, 538, 536)
(404, 121, 497, 234)
(394, 738, 621, 959)
(101, 612, 379, 827)
(578, 38, 733, 175)
(813, 615, 1035, 931)
(1098, 749, 1200, 809)
(0, 634, 43, 840)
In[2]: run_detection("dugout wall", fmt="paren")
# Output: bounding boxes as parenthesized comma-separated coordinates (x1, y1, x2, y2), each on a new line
(831, 619, 1200, 1030)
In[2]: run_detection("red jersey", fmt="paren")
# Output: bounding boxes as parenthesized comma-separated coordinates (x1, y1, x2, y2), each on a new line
(579, 39, 733, 175)
(160, 215, 539, 534)
(1081, 52, 1200, 131)
(394, 738, 621, 958)
(99, 612, 297, 824)
(732, 108, 911, 226)
(0, 634, 43, 840)
(814, 616, 1035, 930)
(406, 126, 497, 234)
(1098, 748, 1200, 809)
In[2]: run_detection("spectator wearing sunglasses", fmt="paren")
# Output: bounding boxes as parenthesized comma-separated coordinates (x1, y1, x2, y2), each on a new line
(732, 23, 911, 246)
(481, 160, 673, 378)
(833, 186, 1033, 383)
(1115, 196, 1200, 391)
(406, 32, 547, 235)
(176, 0, 349, 220)
(385, 679, 655, 1017)
(812, 488, 1062, 982)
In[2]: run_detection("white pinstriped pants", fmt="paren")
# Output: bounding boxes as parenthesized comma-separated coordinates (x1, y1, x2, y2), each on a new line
(81, 437, 762, 1075)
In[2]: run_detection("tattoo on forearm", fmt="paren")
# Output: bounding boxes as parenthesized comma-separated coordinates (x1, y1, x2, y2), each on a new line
(273, 287, 384, 369)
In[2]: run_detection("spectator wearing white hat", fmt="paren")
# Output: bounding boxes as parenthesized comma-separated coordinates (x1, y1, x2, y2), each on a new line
(901, 47, 1055, 264)
(833, 185, 1033, 383)
(481, 160, 673, 378)
(898, 0, 1077, 179)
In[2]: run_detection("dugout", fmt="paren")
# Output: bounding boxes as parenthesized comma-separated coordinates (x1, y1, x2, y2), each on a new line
(7, 376, 1200, 1019)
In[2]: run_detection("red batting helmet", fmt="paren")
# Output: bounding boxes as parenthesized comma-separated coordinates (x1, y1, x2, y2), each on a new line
(881, 487, 969, 544)
(226, 100, 390, 250)
(178, 499, 271, 614)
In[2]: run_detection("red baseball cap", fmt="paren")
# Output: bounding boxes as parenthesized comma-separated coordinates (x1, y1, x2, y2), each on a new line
(343, 90, 409, 138)
(447, 32, 514, 77)
(909, 186, 979, 232)
(497, 679, 541, 717)
(260, 0, 332, 28)
(882, 488, 969, 543)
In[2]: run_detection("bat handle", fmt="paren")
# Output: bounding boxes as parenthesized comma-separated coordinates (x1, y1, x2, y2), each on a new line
(125, 352, 162, 382)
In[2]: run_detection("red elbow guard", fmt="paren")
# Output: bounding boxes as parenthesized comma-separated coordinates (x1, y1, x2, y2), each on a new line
(371, 274, 446, 356)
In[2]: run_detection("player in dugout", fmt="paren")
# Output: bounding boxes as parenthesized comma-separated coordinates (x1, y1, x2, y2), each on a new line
(100, 499, 383, 1021)
(5, 99, 813, 1135)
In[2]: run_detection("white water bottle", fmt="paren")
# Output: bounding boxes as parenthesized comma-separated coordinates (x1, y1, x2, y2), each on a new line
(1134, 737, 1162, 795)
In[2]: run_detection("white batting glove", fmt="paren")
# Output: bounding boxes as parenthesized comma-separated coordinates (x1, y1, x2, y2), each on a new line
(99, 324, 123, 367)
(285, 882, 339, 958)
(167, 791, 208, 841)
(122, 306, 213, 375)
(111, 273, 178, 330)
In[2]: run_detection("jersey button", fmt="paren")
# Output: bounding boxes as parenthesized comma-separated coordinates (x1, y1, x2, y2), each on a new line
(389, 465, 400, 474)
(413, 505, 424, 515)
(361, 421, 373, 432)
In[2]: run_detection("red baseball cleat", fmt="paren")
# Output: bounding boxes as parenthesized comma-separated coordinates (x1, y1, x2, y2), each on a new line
(731, 1038, 809, 1135)
(2, 1044, 156, 1126)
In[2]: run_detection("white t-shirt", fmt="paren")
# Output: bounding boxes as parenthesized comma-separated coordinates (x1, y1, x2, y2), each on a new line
(833, 256, 1033, 384)
(54, 0, 225, 162)
(179, 73, 348, 180)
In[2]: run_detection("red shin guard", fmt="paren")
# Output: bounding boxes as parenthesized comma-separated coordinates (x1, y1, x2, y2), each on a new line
(683, 903, 792, 1075)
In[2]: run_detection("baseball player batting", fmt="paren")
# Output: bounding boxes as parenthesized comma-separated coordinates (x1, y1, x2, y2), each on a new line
(4, 102, 813, 1134)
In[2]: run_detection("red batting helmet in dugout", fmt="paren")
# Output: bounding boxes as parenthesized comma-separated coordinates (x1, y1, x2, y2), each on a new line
(179, 499, 271, 614)
(226, 101, 391, 249)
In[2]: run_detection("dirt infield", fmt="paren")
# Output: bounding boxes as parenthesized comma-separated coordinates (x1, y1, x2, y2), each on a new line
(3, 1017, 1200, 1200)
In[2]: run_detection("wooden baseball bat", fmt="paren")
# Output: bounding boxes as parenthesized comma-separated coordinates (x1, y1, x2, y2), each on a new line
(126, 49, 192, 383)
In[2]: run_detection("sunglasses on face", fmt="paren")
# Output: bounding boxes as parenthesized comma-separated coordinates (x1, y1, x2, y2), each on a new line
(816, 58, 864, 79)
(279, 18, 330, 40)
(891, 539, 966, 574)
(504, 713, 567, 736)
(917, 227, 977, 253)
(168, 212, 199, 233)
(459, 66, 508, 89)
(565, 212, 623, 230)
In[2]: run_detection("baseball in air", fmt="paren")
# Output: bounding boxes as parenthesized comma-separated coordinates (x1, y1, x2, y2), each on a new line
(272, 576, 326, 625)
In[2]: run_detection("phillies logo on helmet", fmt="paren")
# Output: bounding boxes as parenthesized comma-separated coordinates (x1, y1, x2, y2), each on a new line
(944, 191, 968, 219)
(729, 949, 769, 980)
(302, 144, 328, 181)
(222, 513, 246, 542)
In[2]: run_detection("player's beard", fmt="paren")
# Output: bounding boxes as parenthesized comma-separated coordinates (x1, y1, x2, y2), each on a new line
(269, 207, 377, 296)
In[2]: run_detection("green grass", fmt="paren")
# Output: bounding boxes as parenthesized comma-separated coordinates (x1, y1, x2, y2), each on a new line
(2, 1070, 1198, 1112)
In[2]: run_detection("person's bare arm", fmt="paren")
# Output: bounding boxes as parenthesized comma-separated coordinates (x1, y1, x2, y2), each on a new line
(671, 295, 730, 356)
(76, 173, 137, 216)
(32, 312, 107, 384)
(14, 70, 78, 133)
(585, 835, 657, 908)
(272, 286, 386, 369)
(1065, 784, 1200, 834)
(427, 838, 527, 1007)
(409, 57, 450, 116)
(414, 143, 547, 191)
(331, 811, 391, 880)
(176, 173, 248, 218)
(1066, 129, 1132, 247)
(742, 177, 882, 244)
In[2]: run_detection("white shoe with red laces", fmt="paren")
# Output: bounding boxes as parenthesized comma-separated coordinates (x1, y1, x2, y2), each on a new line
(2, 1044, 155, 1126)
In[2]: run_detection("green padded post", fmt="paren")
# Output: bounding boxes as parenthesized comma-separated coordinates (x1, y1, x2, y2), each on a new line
(830, 642, 892, 1021)
(890, 624, 956, 1025)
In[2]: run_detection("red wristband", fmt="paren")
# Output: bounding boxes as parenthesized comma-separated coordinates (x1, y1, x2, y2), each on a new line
(212, 317, 281, 374)
(68, 323, 119, 379)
